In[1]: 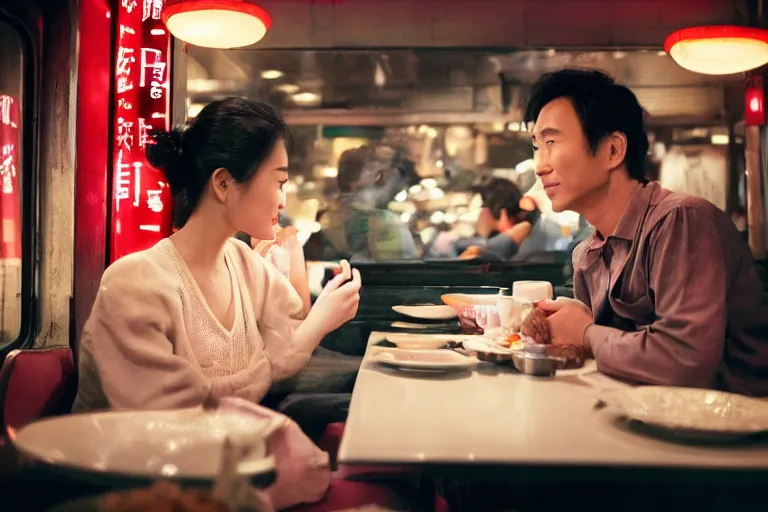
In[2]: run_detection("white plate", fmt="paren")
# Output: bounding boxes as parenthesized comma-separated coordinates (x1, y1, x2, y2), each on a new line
(392, 304, 457, 320)
(385, 333, 453, 350)
(599, 386, 768, 439)
(372, 349, 478, 371)
(11, 405, 278, 483)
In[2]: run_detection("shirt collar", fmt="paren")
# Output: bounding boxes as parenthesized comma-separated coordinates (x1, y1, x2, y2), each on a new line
(588, 181, 657, 251)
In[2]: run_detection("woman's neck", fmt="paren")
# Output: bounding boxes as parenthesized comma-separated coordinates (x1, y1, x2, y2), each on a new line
(170, 204, 233, 270)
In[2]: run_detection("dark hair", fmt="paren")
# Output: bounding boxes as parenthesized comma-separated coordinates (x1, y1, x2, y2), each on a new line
(337, 146, 372, 193)
(523, 68, 649, 181)
(146, 97, 288, 227)
(475, 178, 524, 220)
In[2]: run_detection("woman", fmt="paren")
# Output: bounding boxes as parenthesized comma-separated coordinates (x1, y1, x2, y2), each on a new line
(72, 97, 361, 412)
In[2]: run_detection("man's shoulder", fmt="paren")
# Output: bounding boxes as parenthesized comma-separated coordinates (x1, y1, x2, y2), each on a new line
(647, 186, 731, 233)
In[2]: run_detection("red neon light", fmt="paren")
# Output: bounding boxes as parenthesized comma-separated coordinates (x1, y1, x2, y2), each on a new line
(0, 95, 21, 260)
(110, 0, 173, 262)
(745, 75, 765, 127)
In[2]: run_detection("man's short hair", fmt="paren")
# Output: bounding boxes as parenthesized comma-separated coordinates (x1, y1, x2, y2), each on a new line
(523, 68, 649, 181)
(336, 146, 373, 193)
(473, 178, 525, 220)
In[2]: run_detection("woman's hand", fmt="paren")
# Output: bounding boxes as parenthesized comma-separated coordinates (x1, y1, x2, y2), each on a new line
(307, 260, 361, 335)
(254, 226, 311, 315)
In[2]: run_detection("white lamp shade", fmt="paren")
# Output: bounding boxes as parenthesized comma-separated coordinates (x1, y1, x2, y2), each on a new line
(665, 25, 768, 76)
(162, 0, 271, 49)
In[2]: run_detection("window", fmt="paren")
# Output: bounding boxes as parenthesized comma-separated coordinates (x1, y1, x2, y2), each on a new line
(0, 17, 27, 349)
(184, 49, 741, 265)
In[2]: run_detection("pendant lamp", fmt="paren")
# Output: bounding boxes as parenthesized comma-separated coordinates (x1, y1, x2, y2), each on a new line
(162, 0, 272, 49)
(665, 25, 768, 75)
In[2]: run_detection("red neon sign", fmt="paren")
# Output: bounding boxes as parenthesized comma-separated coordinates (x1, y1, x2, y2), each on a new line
(0, 95, 21, 260)
(745, 75, 765, 127)
(110, 0, 173, 262)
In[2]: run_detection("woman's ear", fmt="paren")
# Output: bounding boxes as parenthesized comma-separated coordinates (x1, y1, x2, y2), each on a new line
(211, 167, 232, 201)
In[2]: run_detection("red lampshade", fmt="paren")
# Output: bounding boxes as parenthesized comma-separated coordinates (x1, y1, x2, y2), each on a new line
(665, 25, 768, 75)
(162, 0, 271, 49)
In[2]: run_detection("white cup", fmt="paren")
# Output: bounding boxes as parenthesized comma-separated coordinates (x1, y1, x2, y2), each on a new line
(512, 281, 553, 302)
(496, 281, 553, 331)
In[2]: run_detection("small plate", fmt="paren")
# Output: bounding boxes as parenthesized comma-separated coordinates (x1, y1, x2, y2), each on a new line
(392, 305, 457, 320)
(385, 333, 451, 350)
(599, 386, 768, 440)
(372, 349, 478, 371)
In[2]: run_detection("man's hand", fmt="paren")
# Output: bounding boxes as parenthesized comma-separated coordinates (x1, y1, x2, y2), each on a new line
(504, 221, 532, 244)
(459, 245, 483, 259)
(537, 298, 593, 348)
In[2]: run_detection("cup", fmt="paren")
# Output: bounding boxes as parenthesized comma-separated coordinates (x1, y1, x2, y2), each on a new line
(512, 281, 553, 302)
(497, 281, 553, 332)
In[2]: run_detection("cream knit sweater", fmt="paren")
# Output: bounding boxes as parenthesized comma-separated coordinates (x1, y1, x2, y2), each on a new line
(72, 238, 308, 412)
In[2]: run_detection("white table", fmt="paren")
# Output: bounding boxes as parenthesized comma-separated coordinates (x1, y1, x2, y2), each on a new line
(338, 332, 768, 481)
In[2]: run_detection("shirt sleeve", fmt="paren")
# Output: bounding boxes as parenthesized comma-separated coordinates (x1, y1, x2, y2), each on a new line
(255, 255, 313, 381)
(482, 232, 520, 261)
(586, 207, 728, 388)
(81, 259, 212, 410)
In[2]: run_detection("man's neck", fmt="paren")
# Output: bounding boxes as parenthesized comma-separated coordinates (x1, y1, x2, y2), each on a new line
(579, 175, 639, 239)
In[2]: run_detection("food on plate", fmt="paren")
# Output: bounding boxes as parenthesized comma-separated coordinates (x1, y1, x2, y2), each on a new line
(520, 307, 551, 345)
(101, 482, 229, 512)
(494, 333, 524, 350)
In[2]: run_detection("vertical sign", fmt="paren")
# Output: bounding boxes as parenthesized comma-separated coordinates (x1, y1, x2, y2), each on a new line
(0, 95, 21, 260)
(110, 0, 173, 262)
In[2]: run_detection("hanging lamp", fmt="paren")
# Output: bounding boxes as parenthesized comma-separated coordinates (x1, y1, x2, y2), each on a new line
(162, 0, 272, 49)
(665, 25, 768, 75)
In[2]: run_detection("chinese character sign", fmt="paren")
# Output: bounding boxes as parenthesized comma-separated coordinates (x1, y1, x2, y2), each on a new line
(111, 0, 173, 262)
(0, 95, 21, 260)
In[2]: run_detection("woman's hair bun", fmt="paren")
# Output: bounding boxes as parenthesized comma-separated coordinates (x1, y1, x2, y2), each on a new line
(146, 127, 187, 192)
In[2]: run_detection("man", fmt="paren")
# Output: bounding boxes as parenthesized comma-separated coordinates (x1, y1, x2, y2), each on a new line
(456, 177, 567, 261)
(304, 145, 419, 262)
(527, 69, 767, 396)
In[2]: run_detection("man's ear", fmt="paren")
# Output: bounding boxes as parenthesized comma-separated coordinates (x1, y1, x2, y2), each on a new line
(607, 131, 628, 170)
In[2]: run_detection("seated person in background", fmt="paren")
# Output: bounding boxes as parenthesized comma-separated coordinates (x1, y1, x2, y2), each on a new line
(73, 97, 361, 413)
(304, 146, 419, 262)
(527, 69, 768, 395)
(457, 177, 568, 261)
(236, 225, 312, 316)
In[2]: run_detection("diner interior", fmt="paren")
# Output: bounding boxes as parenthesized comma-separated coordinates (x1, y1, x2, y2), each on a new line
(0, 0, 766, 511)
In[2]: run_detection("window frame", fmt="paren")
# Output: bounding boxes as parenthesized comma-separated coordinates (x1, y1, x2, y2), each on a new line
(0, 7, 39, 358)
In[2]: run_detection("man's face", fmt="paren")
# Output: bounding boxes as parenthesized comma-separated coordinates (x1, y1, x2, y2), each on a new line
(476, 207, 498, 238)
(530, 97, 612, 213)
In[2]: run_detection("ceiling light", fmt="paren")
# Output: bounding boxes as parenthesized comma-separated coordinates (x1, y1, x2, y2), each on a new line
(162, 0, 272, 49)
(261, 69, 283, 80)
(665, 25, 768, 75)
(292, 92, 321, 105)
(275, 83, 300, 94)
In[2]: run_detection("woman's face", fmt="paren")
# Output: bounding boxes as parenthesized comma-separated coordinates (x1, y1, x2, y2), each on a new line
(225, 139, 289, 240)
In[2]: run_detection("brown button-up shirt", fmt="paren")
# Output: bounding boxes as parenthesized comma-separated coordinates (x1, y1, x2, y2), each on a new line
(573, 181, 768, 396)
